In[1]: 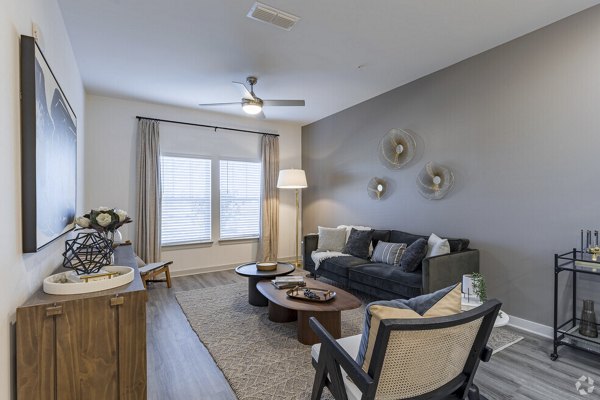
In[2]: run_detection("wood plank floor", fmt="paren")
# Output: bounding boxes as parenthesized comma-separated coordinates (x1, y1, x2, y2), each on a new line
(147, 269, 600, 400)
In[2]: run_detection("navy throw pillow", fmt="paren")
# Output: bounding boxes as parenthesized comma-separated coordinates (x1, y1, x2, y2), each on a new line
(342, 228, 374, 259)
(399, 238, 428, 272)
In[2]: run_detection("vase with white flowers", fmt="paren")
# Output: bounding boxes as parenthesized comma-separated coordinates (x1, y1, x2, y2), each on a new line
(75, 207, 132, 243)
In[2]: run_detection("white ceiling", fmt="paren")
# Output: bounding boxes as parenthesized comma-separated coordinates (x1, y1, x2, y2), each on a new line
(58, 0, 600, 125)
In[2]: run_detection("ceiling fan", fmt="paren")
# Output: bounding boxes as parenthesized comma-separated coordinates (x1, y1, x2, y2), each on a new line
(198, 76, 305, 119)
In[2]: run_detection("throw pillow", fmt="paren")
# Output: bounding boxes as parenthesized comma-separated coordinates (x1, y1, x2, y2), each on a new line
(316, 226, 347, 252)
(342, 228, 374, 259)
(399, 238, 428, 272)
(371, 241, 407, 266)
(337, 224, 372, 241)
(338, 225, 374, 254)
(356, 284, 462, 372)
(427, 233, 451, 258)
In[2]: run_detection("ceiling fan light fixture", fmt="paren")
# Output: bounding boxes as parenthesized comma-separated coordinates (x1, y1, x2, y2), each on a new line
(242, 98, 263, 114)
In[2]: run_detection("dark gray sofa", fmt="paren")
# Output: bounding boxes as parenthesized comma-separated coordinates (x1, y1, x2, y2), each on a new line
(303, 229, 479, 300)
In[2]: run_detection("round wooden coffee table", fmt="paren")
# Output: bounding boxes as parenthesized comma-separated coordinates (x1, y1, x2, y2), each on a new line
(256, 277, 362, 345)
(235, 262, 295, 306)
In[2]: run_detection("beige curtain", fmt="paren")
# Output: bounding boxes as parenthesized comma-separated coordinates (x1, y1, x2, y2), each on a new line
(256, 135, 280, 262)
(135, 119, 161, 263)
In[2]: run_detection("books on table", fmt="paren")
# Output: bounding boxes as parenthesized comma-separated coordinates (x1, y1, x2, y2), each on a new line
(271, 275, 305, 289)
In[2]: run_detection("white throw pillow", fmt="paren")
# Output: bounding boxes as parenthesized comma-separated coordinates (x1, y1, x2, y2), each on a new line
(316, 226, 347, 252)
(427, 233, 450, 257)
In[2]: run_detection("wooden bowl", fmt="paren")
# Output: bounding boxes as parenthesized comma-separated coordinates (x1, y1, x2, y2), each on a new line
(256, 262, 277, 271)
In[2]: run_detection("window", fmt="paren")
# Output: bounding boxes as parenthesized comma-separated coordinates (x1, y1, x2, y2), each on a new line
(160, 155, 211, 245)
(219, 160, 261, 240)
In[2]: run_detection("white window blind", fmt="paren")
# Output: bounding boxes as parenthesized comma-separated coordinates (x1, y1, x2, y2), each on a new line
(160, 155, 211, 245)
(219, 160, 261, 240)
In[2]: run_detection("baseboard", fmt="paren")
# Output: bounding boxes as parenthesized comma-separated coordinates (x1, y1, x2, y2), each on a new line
(170, 263, 237, 277)
(170, 256, 299, 278)
(508, 315, 553, 339)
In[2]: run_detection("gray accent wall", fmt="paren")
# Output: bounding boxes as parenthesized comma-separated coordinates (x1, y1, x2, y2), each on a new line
(301, 5, 600, 326)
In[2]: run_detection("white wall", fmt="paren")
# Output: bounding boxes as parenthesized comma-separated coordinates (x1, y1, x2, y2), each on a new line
(85, 94, 302, 274)
(0, 0, 85, 398)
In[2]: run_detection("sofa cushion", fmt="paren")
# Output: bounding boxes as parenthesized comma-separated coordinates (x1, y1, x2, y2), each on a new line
(400, 238, 428, 272)
(390, 230, 469, 252)
(349, 263, 423, 293)
(356, 284, 462, 371)
(317, 226, 347, 252)
(371, 230, 391, 248)
(448, 238, 470, 252)
(371, 241, 406, 266)
(389, 230, 425, 246)
(343, 228, 374, 259)
(320, 256, 372, 278)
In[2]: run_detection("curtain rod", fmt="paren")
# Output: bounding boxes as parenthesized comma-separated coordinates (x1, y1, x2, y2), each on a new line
(135, 116, 279, 137)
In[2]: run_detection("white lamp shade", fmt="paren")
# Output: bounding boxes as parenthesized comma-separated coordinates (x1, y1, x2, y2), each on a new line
(277, 169, 307, 189)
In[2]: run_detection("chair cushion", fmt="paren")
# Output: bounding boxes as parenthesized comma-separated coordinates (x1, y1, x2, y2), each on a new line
(356, 284, 462, 371)
(312, 334, 363, 400)
(399, 238, 428, 272)
(317, 227, 347, 252)
(343, 228, 374, 259)
(371, 241, 406, 266)
(319, 256, 372, 278)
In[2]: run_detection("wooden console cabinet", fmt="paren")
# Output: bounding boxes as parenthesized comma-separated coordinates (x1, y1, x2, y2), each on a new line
(16, 244, 147, 400)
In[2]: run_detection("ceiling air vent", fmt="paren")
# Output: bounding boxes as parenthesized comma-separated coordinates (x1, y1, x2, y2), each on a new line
(247, 2, 300, 31)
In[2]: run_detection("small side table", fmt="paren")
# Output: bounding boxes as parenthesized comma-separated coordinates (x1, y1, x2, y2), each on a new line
(461, 297, 510, 328)
(235, 262, 295, 306)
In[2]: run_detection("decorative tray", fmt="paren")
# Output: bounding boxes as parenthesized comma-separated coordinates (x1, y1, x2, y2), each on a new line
(286, 286, 336, 302)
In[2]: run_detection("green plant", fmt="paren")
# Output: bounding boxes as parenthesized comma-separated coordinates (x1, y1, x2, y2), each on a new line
(471, 272, 487, 302)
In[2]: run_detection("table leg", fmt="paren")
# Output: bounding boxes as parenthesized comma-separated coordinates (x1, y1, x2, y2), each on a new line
(297, 310, 341, 345)
(268, 302, 297, 323)
(248, 277, 268, 306)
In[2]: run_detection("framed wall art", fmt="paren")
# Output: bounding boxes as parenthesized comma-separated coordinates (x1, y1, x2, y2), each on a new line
(20, 35, 77, 252)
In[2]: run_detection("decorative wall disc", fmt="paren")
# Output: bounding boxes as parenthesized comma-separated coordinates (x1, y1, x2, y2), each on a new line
(416, 162, 454, 200)
(378, 129, 416, 169)
(367, 177, 387, 200)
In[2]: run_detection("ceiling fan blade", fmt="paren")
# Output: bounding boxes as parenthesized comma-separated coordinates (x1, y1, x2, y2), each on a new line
(198, 102, 241, 107)
(232, 81, 255, 100)
(262, 100, 305, 107)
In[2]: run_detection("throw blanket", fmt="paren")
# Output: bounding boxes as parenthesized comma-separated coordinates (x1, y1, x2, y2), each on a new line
(311, 251, 351, 270)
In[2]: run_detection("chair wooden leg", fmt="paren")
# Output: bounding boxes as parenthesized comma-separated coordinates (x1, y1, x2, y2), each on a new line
(165, 267, 172, 288)
(468, 384, 485, 400)
(311, 356, 327, 400)
(141, 275, 148, 289)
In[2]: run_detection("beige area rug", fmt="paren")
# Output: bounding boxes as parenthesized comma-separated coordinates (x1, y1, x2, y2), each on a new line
(176, 282, 523, 400)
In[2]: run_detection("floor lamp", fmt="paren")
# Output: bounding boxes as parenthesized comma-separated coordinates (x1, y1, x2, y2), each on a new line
(277, 169, 308, 268)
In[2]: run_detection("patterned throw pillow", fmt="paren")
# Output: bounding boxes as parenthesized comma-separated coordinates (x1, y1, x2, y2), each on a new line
(342, 228, 374, 259)
(356, 284, 462, 372)
(316, 226, 347, 252)
(399, 238, 428, 272)
(370, 241, 407, 266)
